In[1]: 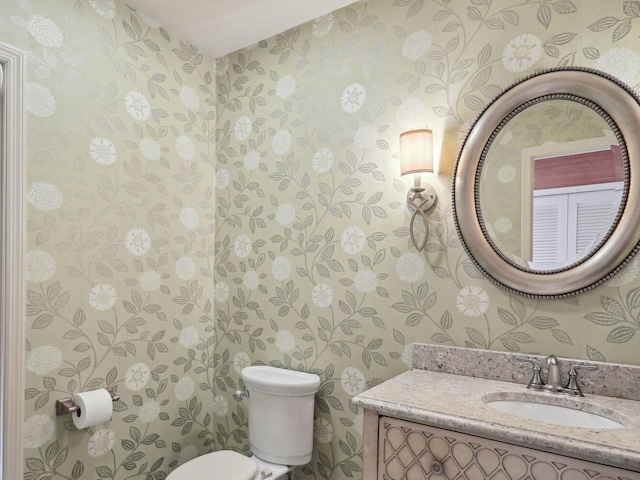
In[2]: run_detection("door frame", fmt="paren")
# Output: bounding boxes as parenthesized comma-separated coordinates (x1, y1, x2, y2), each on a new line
(0, 41, 25, 480)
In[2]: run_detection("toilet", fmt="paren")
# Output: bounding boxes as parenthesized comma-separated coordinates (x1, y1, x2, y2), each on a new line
(167, 366, 320, 480)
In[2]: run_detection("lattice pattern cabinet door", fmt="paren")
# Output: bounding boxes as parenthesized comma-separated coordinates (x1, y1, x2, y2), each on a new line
(378, 417, 640, 480)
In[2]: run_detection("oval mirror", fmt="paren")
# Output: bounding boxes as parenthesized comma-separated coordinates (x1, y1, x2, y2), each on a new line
(453, 68, 640, 298)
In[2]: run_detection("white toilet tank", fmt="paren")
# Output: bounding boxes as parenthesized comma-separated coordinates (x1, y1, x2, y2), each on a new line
(241, 366, 320, 466)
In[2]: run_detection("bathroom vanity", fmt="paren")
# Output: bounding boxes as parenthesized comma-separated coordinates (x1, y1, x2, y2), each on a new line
(352, 344, 640, 479)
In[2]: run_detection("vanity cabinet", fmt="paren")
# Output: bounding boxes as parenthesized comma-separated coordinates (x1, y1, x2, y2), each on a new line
(372, 416, 640, 480)
(354, 346, 640, 479)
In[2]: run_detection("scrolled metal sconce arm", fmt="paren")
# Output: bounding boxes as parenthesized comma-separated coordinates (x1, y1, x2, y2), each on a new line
(407, 184, 436, 251)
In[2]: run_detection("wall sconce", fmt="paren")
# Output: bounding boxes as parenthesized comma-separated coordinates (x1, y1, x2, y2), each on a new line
(400, 129, 437, 251)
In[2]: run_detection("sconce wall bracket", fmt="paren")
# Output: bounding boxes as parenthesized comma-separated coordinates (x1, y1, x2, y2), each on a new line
(407, 184, 437, 213)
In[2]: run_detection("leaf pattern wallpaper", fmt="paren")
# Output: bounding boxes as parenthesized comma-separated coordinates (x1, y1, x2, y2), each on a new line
(2, 0, 640, 479)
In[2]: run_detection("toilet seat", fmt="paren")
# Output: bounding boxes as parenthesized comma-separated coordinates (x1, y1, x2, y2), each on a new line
(167, 450, 258, 480)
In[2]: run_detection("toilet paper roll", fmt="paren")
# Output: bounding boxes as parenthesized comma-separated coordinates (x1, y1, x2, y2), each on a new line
(72, 389, 113, 429)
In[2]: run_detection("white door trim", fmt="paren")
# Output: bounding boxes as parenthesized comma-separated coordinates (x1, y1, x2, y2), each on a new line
(0, 41, 25, 480)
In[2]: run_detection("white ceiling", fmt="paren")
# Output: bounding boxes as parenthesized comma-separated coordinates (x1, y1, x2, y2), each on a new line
(127, 0, 357, 58)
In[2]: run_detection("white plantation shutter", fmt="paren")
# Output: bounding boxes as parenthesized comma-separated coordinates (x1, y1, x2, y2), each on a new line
(571, 189, 622, 255)
(532, 183, 622, 268)
(532, 195, 567, 265)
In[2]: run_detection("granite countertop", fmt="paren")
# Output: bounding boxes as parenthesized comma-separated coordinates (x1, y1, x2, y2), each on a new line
(352, 368, 640, 472)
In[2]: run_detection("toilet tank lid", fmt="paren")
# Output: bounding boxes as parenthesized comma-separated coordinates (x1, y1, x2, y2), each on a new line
(168, 451, 257, 480)
(242, 366, 320, 396)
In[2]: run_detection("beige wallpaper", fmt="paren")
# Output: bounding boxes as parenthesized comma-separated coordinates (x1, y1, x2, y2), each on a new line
(3, 0, 218, 478)
(214, 1, 640, 479)
(2, 0, 640, 479)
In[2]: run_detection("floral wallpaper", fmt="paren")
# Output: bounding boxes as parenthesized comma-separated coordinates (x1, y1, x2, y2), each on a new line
(3, 0, 640, 479)
(214, 0, 640, 479)
(3, 0, 218, 478)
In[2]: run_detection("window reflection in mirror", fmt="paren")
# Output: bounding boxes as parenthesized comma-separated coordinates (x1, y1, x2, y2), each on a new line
(478, 99, 625, 272)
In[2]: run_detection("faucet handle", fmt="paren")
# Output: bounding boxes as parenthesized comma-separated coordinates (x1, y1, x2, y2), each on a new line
(515, 356, 543, 388)
(565, 364, 597, 396)
(568, 364, 597, 375)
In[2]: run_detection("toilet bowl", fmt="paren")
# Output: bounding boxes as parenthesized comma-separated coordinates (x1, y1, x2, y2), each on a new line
(166, 450, 290, 480)
(166, 366, 320, 480)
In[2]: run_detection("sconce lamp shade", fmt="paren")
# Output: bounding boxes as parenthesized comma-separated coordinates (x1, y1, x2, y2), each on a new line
(400, 129, 434, 176)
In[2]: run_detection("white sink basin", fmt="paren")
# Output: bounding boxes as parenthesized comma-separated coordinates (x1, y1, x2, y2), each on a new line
(483, 396, 625, 429)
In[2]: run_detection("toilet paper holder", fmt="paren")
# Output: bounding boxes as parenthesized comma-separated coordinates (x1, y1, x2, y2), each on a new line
(55, 388, 120, 416)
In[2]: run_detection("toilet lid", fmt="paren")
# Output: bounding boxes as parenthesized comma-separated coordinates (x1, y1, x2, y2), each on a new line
(168, 450, 258, 480)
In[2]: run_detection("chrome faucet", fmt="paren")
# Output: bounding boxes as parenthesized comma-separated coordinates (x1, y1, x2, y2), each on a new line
(516, 355, 597, 397)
